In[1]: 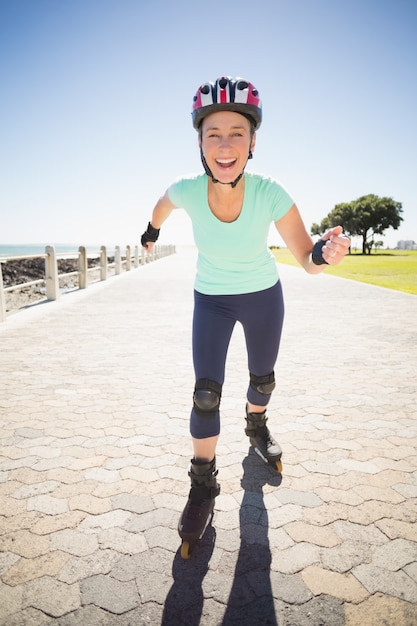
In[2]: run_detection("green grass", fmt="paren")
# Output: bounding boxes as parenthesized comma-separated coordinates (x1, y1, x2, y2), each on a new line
(271, 248, 417, 295)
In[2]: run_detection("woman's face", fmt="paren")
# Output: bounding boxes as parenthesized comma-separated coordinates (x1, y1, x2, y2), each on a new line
(199, 111, 256, 186)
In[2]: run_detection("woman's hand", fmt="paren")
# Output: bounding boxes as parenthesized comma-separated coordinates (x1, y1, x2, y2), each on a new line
(143, 241, 155, 253)
(319, 226, 351, 265)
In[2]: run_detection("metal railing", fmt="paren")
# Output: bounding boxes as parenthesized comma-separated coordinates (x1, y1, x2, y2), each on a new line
(0, 243, 175, 322)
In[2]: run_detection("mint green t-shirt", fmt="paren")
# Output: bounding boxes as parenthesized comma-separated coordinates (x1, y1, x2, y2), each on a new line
(167, 172, 294, 295)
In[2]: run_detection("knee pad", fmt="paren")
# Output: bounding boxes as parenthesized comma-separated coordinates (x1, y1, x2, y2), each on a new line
(250, 371, 276, 395)
(193, 378, 222, 416)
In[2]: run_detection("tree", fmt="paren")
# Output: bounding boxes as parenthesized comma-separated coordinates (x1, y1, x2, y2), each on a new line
(312, 194, 403, 254)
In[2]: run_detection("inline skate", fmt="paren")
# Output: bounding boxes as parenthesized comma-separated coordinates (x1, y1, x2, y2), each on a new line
(178, 457, 220, 559)
(245, 405, 282, 473)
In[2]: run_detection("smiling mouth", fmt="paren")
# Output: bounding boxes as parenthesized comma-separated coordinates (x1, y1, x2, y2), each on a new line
(215, 158, 237, 169)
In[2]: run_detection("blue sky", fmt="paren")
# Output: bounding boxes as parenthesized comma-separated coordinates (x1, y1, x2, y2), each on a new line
(1, 0, 416, 248)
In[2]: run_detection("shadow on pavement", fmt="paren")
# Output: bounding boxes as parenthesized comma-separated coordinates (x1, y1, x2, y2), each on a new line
(162, 525, 216, 625)
(162, 449, 282, 625)
(221, 450, 282, 625)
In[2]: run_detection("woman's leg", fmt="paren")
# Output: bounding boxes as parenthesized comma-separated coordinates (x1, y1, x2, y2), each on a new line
(191, 291, 236, 460)
(240, 281, 285, 408)
(239, 282, 285, 469)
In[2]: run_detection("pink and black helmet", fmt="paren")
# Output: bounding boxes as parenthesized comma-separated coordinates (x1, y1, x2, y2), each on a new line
(192, 77, 262, 131)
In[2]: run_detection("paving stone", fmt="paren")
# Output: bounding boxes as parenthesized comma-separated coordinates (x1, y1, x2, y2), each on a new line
(80, 574, 140, 614)
(269, 570, 313, 604)
(27, 494, 69, 515)
(0, 471, 9, 486)
(119, 466, 159, 482)
(214, 528, 242, 553)
(271, 542, 321, 574)
(4, 606, 53, 626)
(303, 502, 350, 526)
(26, 447, 62, 460)
(286, 520, 342, 548)
(67, 456, 107, 472)
(267, 503, 304, 528)
(31, 511, 86, 536)
(58, 549, 121, 584)
(302, 565, 369, 603)
(144, 526, 178, 552)
(98, 527, 148, 554)
(123, 508, 178, 533)
(394, 483, 417, 498)
(92, 479, 137, 498)
(136, 570, 174, 605)
(2, 550, 71, 587)
(314, 486, 364, 506)
(371, 537, 417, 571)
(345, 593, 417, 626)
(68, 493, 112, 515)
(51, 481, 96, 499)
(23, 577, 80, 618)
(9, 468, 50, 485)
(274, 488, 323, 508)
(0, 494, 28, 517)
(268, 527, 295, 552)
(320, 540, 373, 574)
(110, 492, 155, 514)
(332, 520, 389, 545)
(201, 570, 235, 605)
(15, 428, 45, 439)
(52, 604, 110, 625)
(31, 457, 75, 472)
(352, 484, 406, 504)
(50, 529, 99, 556)
(10, 480, 63, 501)
(404, 561, 417, 584)
(284, 595, 345, 626)
(78, 509, 132, 532)
(0, 582, 23, 620)
(110, 547, 175, 583)
(84, 468, 121, 483)
(352, 563, 417, 603)
(0, 551, 20, 576)
(0, 531, 50, 559)
(0, 511, 43, 536)
(1, 249, 417, 622)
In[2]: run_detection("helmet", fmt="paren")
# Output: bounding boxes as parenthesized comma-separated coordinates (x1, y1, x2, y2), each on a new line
(192, 77, 262, 131)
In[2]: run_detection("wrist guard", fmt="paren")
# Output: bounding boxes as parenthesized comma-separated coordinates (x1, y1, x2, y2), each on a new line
(141, 222, 160, 247)
(312, 239, 329, 265)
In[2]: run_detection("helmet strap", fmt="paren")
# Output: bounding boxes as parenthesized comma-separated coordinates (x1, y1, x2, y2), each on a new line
(200, 148, 252, 189)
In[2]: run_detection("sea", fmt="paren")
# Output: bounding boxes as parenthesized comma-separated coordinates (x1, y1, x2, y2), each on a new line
(0, 244, 107, 259)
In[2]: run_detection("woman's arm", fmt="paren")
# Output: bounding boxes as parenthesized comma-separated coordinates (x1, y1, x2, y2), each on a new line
(141, 191, 177, 252)
(275, 204, 350, 274)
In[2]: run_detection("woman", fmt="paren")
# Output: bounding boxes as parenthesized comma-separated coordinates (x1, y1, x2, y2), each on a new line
(141, 76, 350, 557)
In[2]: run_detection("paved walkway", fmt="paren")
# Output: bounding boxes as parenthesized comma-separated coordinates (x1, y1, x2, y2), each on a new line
(0, 246, 416, 626)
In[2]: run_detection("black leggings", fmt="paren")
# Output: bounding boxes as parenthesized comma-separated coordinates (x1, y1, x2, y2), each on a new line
(190, 281, 285, 439)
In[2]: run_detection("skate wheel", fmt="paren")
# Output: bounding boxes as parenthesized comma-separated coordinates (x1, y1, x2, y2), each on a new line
(180, 540, 192, 560)
(275, 460, 283, 473)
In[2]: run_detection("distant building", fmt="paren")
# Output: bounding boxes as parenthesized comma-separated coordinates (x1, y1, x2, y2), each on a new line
(396, 240, 417, 250)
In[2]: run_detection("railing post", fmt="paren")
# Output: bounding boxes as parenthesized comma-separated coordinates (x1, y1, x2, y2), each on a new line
(0, 263, 6, 322)
(45, 245, 59, 300)
(126, 245, 131, 271)
(115, 246, 121, 275)
(100, 246, 108, 281)
(78, 246, 88, 289)
(134, 245, 139, 268)
(141, 247, 146, 265)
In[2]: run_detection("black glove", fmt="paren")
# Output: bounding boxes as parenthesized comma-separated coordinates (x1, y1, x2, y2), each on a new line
(141, 222, 160, 247)
(311, 239, 329, 265)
